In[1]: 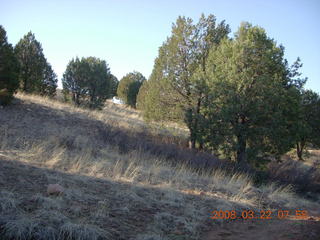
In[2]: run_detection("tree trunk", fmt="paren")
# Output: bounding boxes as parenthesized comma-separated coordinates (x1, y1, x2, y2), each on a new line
(236, 114, 247, 165)
(23, 78, 27, 92)
(191, 138, 196, 149)
(76, 93, 80, 106)
(296, 141, 305, 161)
(194, 93, 203, 150)
(190, 123, 196, 149)
(185, 108, 196, 149)
(73, 92, 80, 106)
(198, 142, 204, 150)
(23, 71, 29, 92)
(72, 93, 76, 104)
(90, 88, 96, 108)
(236, 133, 247, 165)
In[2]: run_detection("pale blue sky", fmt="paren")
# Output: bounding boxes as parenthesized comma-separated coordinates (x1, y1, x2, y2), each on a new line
(1, 0, 319, 92)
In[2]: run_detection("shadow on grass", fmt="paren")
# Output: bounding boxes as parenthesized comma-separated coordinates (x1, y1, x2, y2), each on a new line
(1, 157, 320, 240)
(0, 98, 236, 174)
(0, 156, 228, 240)
(1, 97, 319, 196)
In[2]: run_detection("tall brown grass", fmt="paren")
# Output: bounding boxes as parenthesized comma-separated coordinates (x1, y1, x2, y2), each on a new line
(0, 92, 318, 240)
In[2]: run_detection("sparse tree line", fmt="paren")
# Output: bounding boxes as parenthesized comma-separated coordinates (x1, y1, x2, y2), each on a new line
(1, 13, 319, 166)
(0, 25, 143, 109)
(0, 27, 57, 104)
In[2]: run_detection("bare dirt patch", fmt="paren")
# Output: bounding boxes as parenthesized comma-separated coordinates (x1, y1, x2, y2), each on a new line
(204, 217, 320, 240)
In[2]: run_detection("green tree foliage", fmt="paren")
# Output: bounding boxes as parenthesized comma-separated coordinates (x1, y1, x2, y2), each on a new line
(40, 63, 58, 96)
(14, 32, 57, 96)
(295, 90, 320, 160)
(0, 25, 19, 105)
(136, 80, 149, 111)
(139, 17, 308, 167)
(136, 55, 185, 123)
(137, 14, 230, 148)
(62, 57, 85, 105)
(109, 74, 119, 98)
(202, 22, 306, 166)
(117, 71, 145, 108)
(62, 57, 112, 108)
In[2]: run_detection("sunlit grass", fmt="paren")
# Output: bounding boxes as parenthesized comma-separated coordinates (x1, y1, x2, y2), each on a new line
(0, 92, 318, 239)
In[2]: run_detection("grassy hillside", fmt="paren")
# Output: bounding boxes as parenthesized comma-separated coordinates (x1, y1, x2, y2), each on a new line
(0, 93, 319, 240)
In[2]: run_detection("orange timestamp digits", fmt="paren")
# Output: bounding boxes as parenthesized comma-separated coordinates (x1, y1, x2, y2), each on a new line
(210, 210, 309, 220)
(210, 210, 272, 220)
(294, 210, 309, 220)
(210, 210, 237, 220)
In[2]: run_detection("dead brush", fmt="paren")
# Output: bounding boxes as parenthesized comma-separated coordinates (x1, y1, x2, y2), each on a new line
(58, 222, 109, 240)
(0, 191, 18, 214)
(0, 216, 39, 240)
(267, 159, 320, 193)
(0, 92, 319, 240)
(32, 193, 63, 210)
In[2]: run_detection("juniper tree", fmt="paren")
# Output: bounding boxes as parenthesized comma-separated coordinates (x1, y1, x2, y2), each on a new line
(203, 23, 306, 166)
(62, 57, 112, 108)
(138, 14, 230, 149)
(62, 57, 83, 105)
(117, 71, 145, 108)
(188, 14, 230, 149)
(40, 63, 58, 96)
(0, 25, 19, 105)
(295, 90, 320, 160)
(14, 31, 57, 95)
(109, 74, 119, 98)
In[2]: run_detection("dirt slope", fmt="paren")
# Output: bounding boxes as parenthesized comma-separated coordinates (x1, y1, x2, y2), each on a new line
(0, 93, 319, 240)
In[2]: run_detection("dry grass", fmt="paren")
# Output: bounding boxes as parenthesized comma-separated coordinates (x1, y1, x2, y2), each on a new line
(18, 92, 188, 140)
(267, 156, 320, 194)
(0, 92, 319, 240)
